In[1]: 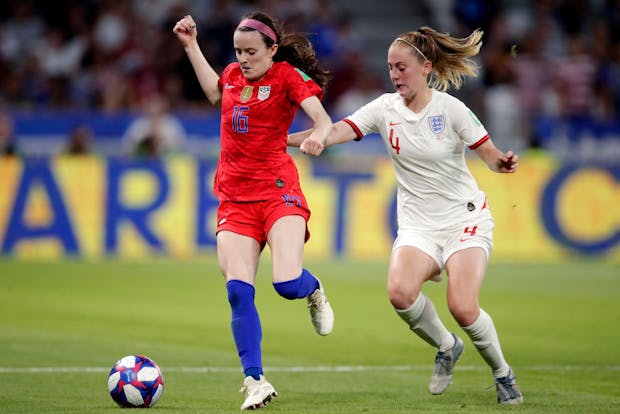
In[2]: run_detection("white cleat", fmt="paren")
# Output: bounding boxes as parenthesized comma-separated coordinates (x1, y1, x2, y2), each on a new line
(495, 368, 523, 405)
(306, 281, 334, 336)
(429, 334, 464, 395)
(239, 375, 277, 410)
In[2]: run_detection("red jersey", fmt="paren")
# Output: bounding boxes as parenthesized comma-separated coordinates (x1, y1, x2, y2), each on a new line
(215, 61, 323, 201)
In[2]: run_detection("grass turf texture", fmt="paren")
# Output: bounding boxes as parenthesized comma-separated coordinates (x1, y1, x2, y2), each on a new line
(0, 258, 618, 413)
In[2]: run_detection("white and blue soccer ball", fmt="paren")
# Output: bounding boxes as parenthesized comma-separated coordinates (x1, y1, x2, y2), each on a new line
(107, 355, 164, 408)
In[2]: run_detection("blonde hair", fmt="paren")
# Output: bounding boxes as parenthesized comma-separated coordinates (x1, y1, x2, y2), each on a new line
(393, 26, 483, 91)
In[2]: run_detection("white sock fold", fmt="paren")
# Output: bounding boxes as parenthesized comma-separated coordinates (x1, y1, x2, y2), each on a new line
(462, 308, 510, 378)
(395, 293, 454, 352)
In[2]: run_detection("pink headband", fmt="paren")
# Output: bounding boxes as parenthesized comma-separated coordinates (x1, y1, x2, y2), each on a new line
(237, 18, 277, 43)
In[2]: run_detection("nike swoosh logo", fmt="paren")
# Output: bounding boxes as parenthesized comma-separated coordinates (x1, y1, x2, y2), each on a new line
(389, 122, 401, 126)
(459, 237, 474, 242)
(224, 84, 235, 89)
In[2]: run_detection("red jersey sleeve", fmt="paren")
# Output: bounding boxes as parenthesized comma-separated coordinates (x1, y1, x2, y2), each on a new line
(285, 66, 324, 105)
(217, 63, 237, 92)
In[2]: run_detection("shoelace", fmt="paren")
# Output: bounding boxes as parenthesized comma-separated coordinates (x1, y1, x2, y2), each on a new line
(307, 292, 324, 308)
(486, 373, 518, 394)
(496, 372, 516, 386)
(434, 352, 453, 371)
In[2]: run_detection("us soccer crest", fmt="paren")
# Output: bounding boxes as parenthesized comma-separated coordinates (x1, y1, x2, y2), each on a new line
(240, 86, 253, 102)
(257, 86, 271, 101)
(428, 115, 445, 134)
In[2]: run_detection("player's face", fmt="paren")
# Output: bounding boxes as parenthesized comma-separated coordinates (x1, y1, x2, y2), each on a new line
(233, 30, 277, 81)
(387, 44, 430, 100)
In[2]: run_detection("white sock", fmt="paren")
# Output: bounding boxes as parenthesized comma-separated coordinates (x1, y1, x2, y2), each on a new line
(462, 309, 510, 378)
(396, 293, 454, 352)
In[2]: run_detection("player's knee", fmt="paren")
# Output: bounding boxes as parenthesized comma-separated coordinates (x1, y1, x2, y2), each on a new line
(387, 282, 417, 309)
(448, 300, 478, 326)
(226, 280, 255, 307)
(273, 269, 319, 300)
(273, 276, 303, 299)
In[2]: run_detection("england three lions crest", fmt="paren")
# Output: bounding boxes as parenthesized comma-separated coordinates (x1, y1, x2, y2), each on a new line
(428, 115, 445, 134)
(258, 86, 271, 101)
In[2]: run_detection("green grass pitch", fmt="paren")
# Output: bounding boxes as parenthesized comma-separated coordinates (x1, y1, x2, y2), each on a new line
(1, 258, 618, 413)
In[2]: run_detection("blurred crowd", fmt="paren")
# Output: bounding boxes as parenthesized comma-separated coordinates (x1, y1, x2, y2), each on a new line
(436, 0, 620, 157)
(0, 0, 619, 159)
(0, 0, 374, 114)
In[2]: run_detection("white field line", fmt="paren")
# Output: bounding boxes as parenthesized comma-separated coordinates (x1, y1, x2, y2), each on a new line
(0, 365, 618, 374)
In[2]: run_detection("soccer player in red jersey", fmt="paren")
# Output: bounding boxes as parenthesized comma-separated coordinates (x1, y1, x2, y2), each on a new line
(174, 11, 334, 410)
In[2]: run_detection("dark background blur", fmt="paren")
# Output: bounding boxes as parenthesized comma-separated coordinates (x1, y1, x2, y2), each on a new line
(0, 0, 619, 160)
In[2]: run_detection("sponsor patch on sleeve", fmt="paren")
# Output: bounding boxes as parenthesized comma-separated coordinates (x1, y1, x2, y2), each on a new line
(294, 68, 312, 82)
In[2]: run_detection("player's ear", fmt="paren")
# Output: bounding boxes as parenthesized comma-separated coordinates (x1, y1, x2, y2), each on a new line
(422, 60, 432, 76)
(268, 43, 278, 58)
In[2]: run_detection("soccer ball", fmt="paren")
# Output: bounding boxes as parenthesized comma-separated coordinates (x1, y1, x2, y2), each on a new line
(107, 355, 164, 408)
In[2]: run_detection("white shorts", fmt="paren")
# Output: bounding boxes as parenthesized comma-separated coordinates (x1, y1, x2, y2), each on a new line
(393, 210, 494, 282)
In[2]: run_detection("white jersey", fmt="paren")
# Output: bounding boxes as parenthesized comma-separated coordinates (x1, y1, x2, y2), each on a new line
(345, 89, 490, 231)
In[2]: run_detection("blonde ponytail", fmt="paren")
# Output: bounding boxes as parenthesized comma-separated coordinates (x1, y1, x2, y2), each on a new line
(394, 27, 483, 91)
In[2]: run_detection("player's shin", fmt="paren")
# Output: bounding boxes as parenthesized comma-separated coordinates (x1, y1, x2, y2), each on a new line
(226, 280, 263, 379)
(396, 293, 454, 350)
(462, 308, 510, 378)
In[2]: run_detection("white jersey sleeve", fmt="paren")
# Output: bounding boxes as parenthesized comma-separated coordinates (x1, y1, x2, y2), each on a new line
(446, 97, 489, 149)
(342, 94, 390, 138)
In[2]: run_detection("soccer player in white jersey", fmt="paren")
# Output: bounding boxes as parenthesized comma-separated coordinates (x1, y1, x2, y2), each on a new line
(290, 26, 522, 405)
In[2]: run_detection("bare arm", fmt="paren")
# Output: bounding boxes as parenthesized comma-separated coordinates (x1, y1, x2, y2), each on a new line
(173, 15, 222, 105)
(297, 96, 333, 156)
(326, 121, 361, 146)
(288, 119, 361, 149)
(474, 139, 519, 173)
(287, 129, 312, 147)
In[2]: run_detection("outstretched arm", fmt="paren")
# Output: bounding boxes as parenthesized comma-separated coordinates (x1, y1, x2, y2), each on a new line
(297, 96, 332, 156)
(173, 15, 222, 105)
(288, 119, 361, 150)
(287, 129, 312, 147)
(474, 139, 519, 173)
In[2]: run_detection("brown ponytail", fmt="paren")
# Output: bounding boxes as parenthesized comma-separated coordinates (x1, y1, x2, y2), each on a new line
(237, 12, 331, 90)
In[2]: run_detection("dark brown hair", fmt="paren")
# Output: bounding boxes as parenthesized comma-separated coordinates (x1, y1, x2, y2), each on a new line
(237, 12, 331, 90)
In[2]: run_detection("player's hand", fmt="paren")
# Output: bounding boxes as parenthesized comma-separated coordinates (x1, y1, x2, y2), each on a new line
(299, 137, 325, 156)
(173, 15, 197, 47)
(497, 150, 518, 173)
